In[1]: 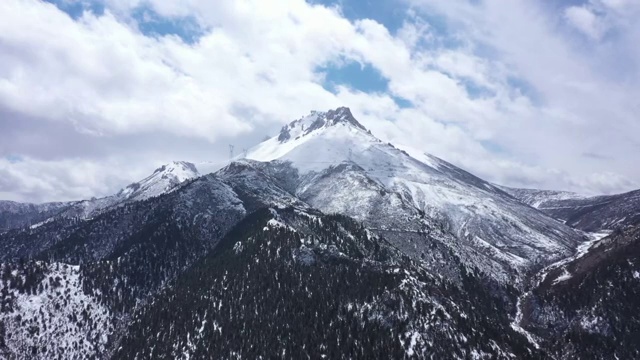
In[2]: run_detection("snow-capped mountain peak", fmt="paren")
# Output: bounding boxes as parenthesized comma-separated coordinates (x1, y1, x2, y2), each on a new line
(1, 161, 203, 229)
(317, 106, 367, 130)
(249, 107, 383, 174)
(153, 161, 199, 181)
(247, 107, 584, 282)
(277, 106, 369, 143)
(118, 161, 200, 201)
(60, 161, 200, 219)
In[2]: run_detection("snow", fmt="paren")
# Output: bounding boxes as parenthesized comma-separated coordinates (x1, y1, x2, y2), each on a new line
(267, 218, 286, 227)
(246, 107, 582, 281)
(233, 241, 244, 254)
(537, 230, 612, 286)
(510, 293, 540, 349)
(587, 230, 612, 242)
(394, 144, 443, 170)
(580, 315, 602, 332)
(249, 122, 378, 174)
(473, 236, 528, 267)
(263, 218, 289, 231)
(553, 269, 573, 284)
(52, 161, 201, 221)
(0, 262, 113, 359)
(497, 186, 588, 209)
(125, 161, 200, 201)
(29, 217, 54, 229)
(405, 331, 421, 356)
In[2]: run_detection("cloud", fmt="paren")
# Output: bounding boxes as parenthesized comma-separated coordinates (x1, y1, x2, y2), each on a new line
(405, 0, 640, 194)
(0, 0, 254, 141)
(0, 0, 638, 202)
(564, 6, 607, 40)
(0, 156, 145, 203)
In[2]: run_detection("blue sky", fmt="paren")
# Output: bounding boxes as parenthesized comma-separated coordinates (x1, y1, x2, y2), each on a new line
(313, 0, 407, 33)
(1, 0, 639, 202)
(45, 0, 104, 18)
(45, 0, 204, 43)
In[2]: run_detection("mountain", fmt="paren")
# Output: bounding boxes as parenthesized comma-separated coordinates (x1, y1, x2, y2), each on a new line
(115, 207, 541, 359)
(501, 186, 640, 232)
(247, 107, 584, 283)
(0, 171, 252, 359)
(116, 160, 199, 201)
(497, 187, 588, 209)
(57, 160, 201, 220)
(2, 106, 638, 359)
(0, 161, 201, 233)
(0, 160, 541, 359)
(515, 224, 640, 359)
(0, 201, 69, 232)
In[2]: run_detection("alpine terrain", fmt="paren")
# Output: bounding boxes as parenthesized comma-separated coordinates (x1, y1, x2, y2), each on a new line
(1, 107, 638, 359)
(501, 186, 640, 232)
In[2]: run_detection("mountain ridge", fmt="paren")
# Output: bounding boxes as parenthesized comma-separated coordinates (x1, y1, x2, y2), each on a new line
(246, 107, 585, 283)
(2, 107, 587, 284)
(1, 107, 640, 359)
(501, 185, 640, 232)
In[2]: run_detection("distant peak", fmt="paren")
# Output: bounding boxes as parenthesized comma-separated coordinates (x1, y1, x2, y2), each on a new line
(153, 161, 198, 175)
(118, 161, 199, 200)
(144, 161, 199, 188)
(277, 107, 369, 143)
(324, 107, 366, 130)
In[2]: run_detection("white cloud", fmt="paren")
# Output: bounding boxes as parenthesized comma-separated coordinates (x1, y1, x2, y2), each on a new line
(0, 1, 253, 141)
(564, 6, 607, 40)
(405, 0, 640, 194)
(0, 0, 638, 202)
(0, 156, 149, 203)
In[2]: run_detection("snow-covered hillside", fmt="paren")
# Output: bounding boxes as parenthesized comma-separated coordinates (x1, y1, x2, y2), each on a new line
(497, 187, 588, 209)
(115, 207, 542, 359)
(500, 186, 640, 232)
(1, 105, 638, 358)
(43, 161, 200, 221)
(117, 161, 199, 201)
(248, 107, 584, 282)
(2, 107, 586, 284)
(0, 262, 113, 359)
(0, 201, 69, 232)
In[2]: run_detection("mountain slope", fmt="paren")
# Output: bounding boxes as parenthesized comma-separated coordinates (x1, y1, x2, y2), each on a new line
(247, 107, 584, 282)
(1, 102, 638, 358)
(0, 261, 113, 359)
(519, 225, 640, 359)
(58, 161, 201, 220)
(115, 207, 543, 359)
(0, 165, 296, 358)
(117, 161, 199, 202)
(0, 161, 201, 234)
(0, 201, 69, 232)
(0, 161, 544, 359)
(501, 186, 640, 232)
(497, 187, 588, 209)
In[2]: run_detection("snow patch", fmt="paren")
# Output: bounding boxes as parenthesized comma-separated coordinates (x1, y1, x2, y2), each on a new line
(0, 262, 113, 359)
(553, 269, 573, 284)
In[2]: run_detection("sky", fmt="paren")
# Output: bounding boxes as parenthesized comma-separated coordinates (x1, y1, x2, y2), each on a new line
(1, 0, 639, 203)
